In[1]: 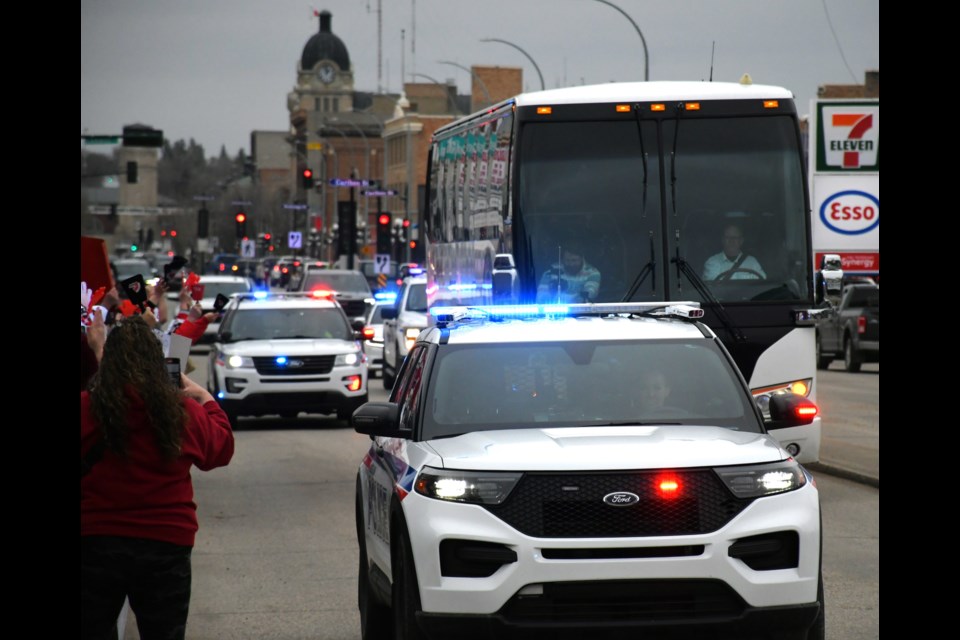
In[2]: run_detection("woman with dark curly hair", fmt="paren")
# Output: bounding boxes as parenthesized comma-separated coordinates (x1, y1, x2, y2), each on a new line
(81, 315, 234, 640)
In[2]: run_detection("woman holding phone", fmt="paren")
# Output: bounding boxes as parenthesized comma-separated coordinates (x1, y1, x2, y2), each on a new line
(81, 314, 234, 640)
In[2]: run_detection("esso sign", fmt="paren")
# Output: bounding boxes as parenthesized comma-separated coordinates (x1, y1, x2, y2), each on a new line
(820, 190, 880, 235)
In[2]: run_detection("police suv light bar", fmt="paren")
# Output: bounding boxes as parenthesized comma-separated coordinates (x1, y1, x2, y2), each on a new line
(429, 302, 703, 322)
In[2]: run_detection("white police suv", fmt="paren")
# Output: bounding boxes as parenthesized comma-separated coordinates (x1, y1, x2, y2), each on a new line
(207, 291, 368, 427)
(353, 302, 822, 640)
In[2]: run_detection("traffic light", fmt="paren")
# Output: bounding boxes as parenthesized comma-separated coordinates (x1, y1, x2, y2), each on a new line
(235, 212, 247, 239)
(377, 213, 392, 254)
(301, 168, 314, 190)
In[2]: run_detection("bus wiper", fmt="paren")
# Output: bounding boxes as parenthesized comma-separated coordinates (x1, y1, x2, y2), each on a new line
(623, 233, 656, 300)
(632, 104, 649, 220)
(670, 248, 746, 343)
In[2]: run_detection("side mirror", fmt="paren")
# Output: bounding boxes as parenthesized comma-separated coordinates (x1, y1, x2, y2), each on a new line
(352, 402, 402, 436)
(764, 394, 819, 430)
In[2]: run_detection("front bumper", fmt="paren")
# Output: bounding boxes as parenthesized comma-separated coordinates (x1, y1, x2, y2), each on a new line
(397, 481, 821, 634)
(213, 364, 366, 416)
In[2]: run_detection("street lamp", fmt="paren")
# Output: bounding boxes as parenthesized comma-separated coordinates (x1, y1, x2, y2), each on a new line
(592, 0, 649, 81)
(437, 60, 492, 108)
(411, 72, 460, 114)
(479, 38, 545, 91)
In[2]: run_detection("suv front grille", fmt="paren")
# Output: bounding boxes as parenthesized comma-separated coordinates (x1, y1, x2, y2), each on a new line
(485, 470, 748, 538)
(253, 355, 336, 375)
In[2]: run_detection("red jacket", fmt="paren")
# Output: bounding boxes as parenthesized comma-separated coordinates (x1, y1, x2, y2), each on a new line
(80, 390, 234, 547)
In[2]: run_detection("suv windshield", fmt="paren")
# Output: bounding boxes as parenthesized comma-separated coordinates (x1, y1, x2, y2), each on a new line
(223, 307, 352, 341)
(405, 283, 428, 312)
(423, 338, 759, 439)
(302, 272, 371, 294)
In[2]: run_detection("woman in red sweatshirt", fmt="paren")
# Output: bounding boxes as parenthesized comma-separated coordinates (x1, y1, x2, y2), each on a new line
(81, 315, 234, 640)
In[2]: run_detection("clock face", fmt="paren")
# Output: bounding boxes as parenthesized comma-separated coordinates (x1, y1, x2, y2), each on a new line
(318, 64, 335, 84)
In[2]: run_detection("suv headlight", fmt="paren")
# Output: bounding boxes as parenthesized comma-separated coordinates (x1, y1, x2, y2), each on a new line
(335, 351, 362, 367)
(222, 354, 254, 369)
(404, 327, 421, 351)
(414, 467, 522, 505)
(715, 459, 807, 498)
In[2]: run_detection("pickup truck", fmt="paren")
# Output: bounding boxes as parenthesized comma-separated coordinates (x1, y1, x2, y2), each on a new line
(380, 275, 428, 389)
(816, 284, 880, 372)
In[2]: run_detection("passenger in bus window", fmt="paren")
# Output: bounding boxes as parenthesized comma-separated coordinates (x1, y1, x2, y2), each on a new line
(702, 223, 766, 281)
(536, 245, 601, 304)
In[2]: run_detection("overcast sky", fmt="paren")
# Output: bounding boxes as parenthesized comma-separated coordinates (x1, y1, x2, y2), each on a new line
(81, 0, 879, 157)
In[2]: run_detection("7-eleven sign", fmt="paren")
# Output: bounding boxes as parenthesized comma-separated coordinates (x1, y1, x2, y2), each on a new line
(816, 101, 880, 172)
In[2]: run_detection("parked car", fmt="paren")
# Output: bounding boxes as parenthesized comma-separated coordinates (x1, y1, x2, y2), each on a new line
(816, 283, 879, 372)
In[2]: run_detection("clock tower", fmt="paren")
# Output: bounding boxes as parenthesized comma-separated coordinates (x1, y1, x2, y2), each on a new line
(288, 10, 357, 238)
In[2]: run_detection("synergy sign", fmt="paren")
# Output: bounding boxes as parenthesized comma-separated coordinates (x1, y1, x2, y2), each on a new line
(815, 101, 880, 172)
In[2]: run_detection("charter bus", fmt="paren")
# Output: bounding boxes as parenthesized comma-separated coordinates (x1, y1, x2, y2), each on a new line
(422, 80, 829, 463)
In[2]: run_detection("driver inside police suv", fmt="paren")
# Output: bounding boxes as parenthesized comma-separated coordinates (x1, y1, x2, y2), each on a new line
(702, 223, 766, 281)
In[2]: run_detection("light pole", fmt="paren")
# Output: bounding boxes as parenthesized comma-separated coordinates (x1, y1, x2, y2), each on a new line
(480, 38, 545, 91)
(325, 119, 370, 220)
(438, 60, 492, 108)
(411, 72, 460, 114)
(592, 0, 649, 81)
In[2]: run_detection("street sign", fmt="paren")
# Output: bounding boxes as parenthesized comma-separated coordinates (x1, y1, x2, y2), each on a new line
(241, 239, 256, 258)
(306, 142, 324, 151)
(328, 178, 378, 188)
(374, 253, 392, 274)
(283, 203, 309, 210)
(288, 231, 303, 249)
(362, 190, 399, 197)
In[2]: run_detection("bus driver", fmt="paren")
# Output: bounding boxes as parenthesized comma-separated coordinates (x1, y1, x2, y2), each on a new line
(703, 223, 766, 281)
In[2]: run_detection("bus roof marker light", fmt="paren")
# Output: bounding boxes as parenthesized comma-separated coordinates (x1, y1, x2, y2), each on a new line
(536, 106, 553, 115)
(615, 104, 631, 113)
(685, 102, 701, 111)
(763, 100, 779, 109)
(650, 103, 666, 112)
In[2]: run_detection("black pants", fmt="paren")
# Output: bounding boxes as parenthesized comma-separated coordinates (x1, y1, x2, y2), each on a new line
(81, 536, 192, 640)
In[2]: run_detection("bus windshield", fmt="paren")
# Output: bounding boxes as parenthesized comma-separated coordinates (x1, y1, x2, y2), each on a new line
(518, 115, 809, 304)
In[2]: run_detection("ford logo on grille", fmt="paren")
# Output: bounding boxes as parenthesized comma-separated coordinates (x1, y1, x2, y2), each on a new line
(603, 492, 640, 506)
(286, 359, 304, 368)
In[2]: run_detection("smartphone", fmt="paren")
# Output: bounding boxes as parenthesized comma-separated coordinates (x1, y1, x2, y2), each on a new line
(213, 293, 230, 313)
(164, 357, 182, 387)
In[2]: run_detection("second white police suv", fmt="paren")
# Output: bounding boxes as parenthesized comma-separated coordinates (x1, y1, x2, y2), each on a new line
(353, 302, 823, 640)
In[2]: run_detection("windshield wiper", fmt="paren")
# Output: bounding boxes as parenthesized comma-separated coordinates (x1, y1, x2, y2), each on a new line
(623, 233, 657, 301)
(670, 250, 746, 343)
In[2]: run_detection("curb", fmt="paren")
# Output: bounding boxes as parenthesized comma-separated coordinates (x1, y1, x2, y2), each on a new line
(805, 462, 879, 489)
